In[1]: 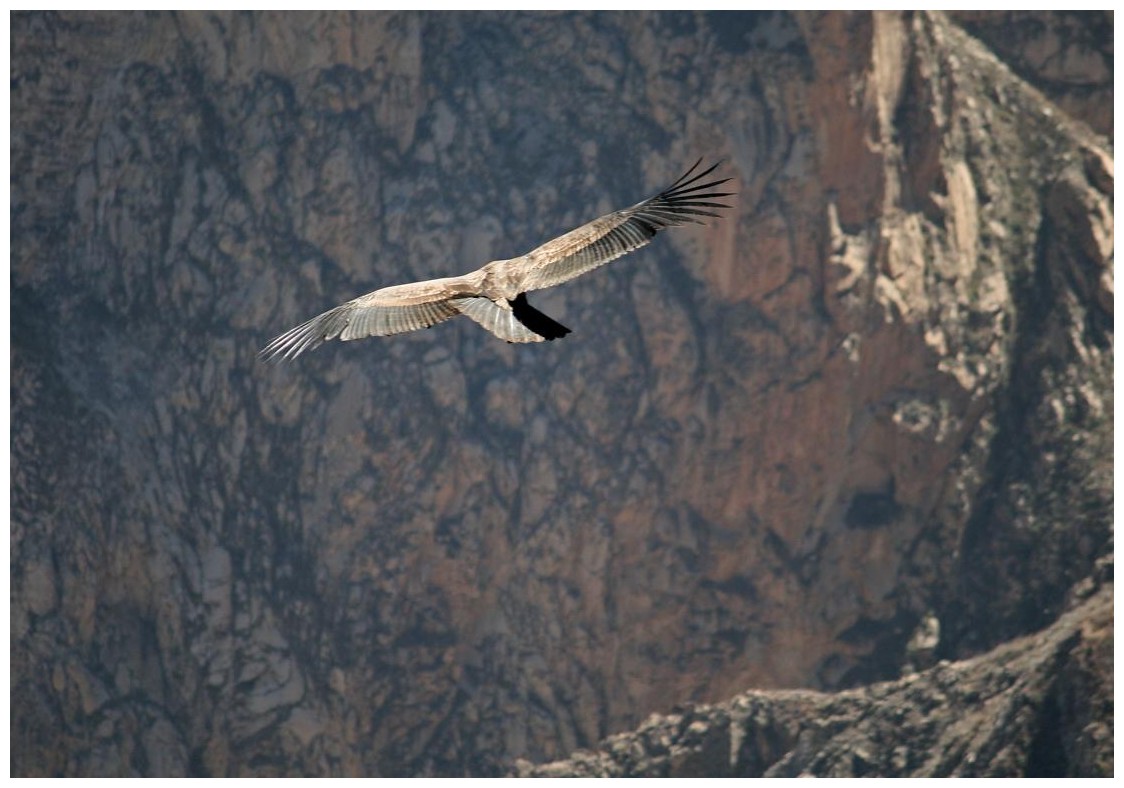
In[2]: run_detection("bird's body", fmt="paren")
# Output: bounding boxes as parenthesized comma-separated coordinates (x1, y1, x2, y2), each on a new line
(261, 159, 732, 361)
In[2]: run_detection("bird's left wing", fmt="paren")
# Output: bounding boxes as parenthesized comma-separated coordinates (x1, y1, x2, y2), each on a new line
(260, 279, 466, 361)
(513, 159, 733, 293)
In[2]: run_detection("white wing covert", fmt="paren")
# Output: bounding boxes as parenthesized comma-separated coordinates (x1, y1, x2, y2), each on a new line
(454, 297, 546, 344)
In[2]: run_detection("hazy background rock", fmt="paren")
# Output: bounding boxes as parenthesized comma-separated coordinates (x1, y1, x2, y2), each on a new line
(949, 10, 1113, 138)
(11, 10, 1112, 776)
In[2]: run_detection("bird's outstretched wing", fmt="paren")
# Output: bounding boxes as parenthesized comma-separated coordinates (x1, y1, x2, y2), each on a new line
(513, 159, 733, 292)
(260, 279, 466, 361)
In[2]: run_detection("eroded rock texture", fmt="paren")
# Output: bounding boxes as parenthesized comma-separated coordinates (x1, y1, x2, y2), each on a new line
(11, 11, 1112, 776)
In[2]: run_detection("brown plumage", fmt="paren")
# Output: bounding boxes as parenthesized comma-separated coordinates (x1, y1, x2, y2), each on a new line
(261, 159, 733, 361)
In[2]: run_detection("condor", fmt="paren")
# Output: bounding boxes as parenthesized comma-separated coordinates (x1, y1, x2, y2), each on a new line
(261, 160, 733, 361)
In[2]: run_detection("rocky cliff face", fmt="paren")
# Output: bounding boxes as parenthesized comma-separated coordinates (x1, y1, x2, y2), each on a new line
(11, 11, 1112, 777)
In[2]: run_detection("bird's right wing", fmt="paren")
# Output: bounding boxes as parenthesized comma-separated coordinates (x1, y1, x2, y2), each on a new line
(260, 279, 466, 361)
(514, 159, 733, 293)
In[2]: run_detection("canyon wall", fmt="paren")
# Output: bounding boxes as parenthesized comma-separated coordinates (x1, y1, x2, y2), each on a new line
(11, 11, 1112, 776)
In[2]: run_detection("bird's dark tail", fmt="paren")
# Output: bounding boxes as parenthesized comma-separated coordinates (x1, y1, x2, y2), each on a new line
(510, 293, 572, 341)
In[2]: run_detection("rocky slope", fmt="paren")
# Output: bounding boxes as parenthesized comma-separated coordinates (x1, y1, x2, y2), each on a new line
(11, 11, 1112, 776)
(515, 575, 1113, 777)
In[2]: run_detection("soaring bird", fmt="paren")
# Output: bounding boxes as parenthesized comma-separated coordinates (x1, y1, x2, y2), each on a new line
(261, 159, 733, 361)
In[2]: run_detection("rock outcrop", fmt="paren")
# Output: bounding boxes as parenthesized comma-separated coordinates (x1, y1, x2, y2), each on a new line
(515, 576, 1113, 777)
(11, 11, 1112, 776)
